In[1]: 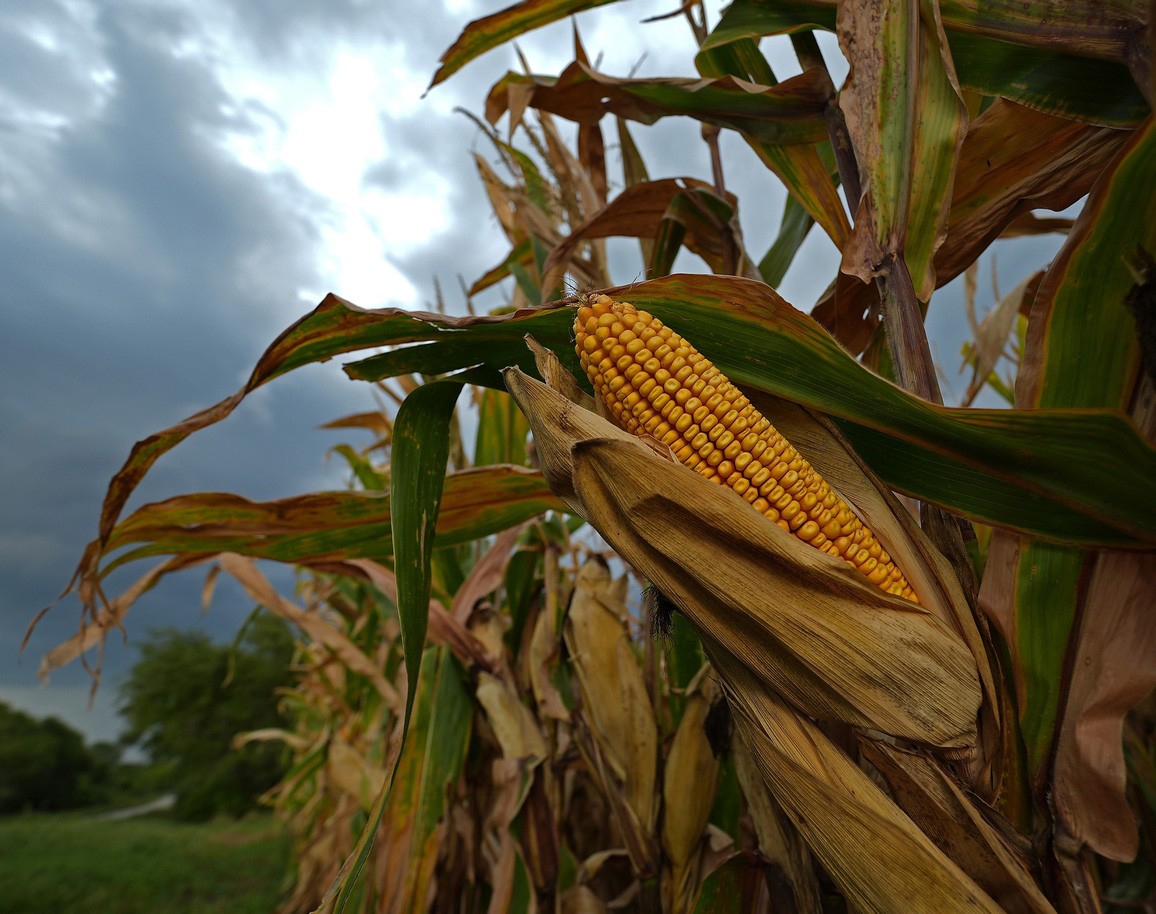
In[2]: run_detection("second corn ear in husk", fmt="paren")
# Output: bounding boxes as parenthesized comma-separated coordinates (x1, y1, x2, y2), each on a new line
(564, 557, 659, 873)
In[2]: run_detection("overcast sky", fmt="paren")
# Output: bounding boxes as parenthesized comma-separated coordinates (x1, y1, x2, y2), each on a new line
(0, 0, 1062, 745)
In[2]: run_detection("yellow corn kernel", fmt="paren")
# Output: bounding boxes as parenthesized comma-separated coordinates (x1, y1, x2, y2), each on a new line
(574, 294, 918, 604)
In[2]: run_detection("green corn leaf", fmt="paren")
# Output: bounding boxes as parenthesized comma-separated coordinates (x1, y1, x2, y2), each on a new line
(691, 852, 768, 913)
(997, 114, 1156, 776)
(704, 0, 1148, 127)
(947, 31, 1147, 128)
(331, 443, 387, 491)
(703, 0, 837, 45)
(694, 37, 850, 254)
(1013, 543, 1087, 773)
(838, 0, 967, 300)
(694, 33, 778, 86)
(430, 0, 628, 90)
(485, 62, 830, 148)
(664, 611, 706, 699)
(385, 646, 473, 913)
(759, 194, 815, 287)
(341, 276, 1156, 548)
(75, 273, 1156, 622)
(327, 645, 472, 912)
(93, 467, 561, 579)
(475, 388, 532, 466)
(323, 385, 466, 913)
(391, 380, 464, 725)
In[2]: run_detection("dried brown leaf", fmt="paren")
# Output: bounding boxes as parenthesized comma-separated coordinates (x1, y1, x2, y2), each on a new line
(939, 101, 1128, 287)
(962, 272, 1038, 408)
(451, 523, 527, 623)
(215, 553, 401, 709)
(38, 553, 212, 682)
(814, 102, 1127, 357)
(481, 757, 537, 914)
(540, 178, 735, 294)
(661, 677, 721, 914)
(320, 410, 393, 441)
(340, 557, 495, 672)
(486, 62, 830, 147)
(527, 597, 569, 722)
(1052, 385, 1156, 861)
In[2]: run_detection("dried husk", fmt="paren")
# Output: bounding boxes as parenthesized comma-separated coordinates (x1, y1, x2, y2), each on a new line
(724, 660, 1004, 914)
(750, 393, 999, 722)
(564, 557, 659, 871)
(861, 741, 1056, 914)
(476, 671, 548, 763)
(504, 354, 1012, 913)
(733, 735, 822, 914)
(661, 676, 720, 914)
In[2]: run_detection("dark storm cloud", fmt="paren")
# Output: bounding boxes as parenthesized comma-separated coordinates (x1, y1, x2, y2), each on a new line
(228, 0, 456, 63)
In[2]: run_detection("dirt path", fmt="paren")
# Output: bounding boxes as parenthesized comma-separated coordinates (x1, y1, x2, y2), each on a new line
(92, 793, 176, 821)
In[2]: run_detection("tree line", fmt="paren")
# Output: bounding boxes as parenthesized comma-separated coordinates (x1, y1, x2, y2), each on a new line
(3, 611, 293, 819)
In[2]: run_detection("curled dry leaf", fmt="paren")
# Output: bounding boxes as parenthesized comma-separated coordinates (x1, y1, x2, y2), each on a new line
(527, 595, 570, 722)
(37, 553, 211, 684)
(505, 365, 982, 750)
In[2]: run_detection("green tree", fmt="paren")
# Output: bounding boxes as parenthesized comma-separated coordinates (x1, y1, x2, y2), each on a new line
(0, 702, 99, 813)
(118, 611, 295, 820)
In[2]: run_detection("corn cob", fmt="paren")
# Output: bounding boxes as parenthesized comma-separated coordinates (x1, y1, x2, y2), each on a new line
(574, 294, 918, 603)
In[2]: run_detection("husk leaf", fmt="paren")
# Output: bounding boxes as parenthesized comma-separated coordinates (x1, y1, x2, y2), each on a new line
(723, 660, 1004, 914)
(861, 741, 1056, 914)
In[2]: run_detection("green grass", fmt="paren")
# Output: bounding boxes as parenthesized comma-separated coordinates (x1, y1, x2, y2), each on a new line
(0, 812, 291, 914)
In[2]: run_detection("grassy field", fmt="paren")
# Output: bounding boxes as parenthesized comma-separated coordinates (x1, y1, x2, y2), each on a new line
(0, 811, 291, 914)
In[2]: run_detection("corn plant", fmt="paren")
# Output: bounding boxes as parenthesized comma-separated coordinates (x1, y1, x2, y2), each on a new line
(41, 1, 1155, 912)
